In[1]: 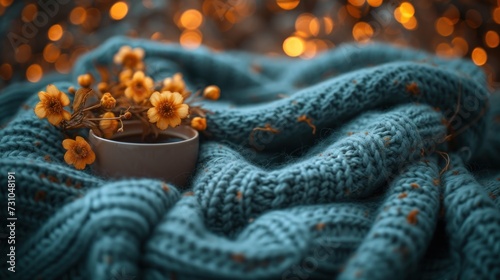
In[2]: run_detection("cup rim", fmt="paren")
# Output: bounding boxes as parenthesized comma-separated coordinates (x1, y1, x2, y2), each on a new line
(89, 123, 199, 147)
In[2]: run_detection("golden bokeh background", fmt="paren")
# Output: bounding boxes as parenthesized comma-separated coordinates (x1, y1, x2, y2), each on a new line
(0, 0, 499, 89)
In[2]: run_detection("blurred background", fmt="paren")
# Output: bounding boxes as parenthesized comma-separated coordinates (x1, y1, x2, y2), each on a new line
(0, 0, 499, 90)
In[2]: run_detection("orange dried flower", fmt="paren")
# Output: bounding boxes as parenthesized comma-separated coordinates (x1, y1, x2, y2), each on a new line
(203, 85, 220, 100)
(99, 112, 119, 138)
(147, 91, 189, 130)
(406, 82, 420, 96)
(62, 136, 96, 170)
(113, 46, 145, 69)
(119, 69, 133, 83)
(77, 74, 93, 87)
(191, 117, 207, 131)
(100, 93, 116, 110)
(407, 209, 419, 225)
(97, 82, 108, 92)
(162, 73, 190, 99)
(125, 71, 154, 103)
(34, 84, 71, 125)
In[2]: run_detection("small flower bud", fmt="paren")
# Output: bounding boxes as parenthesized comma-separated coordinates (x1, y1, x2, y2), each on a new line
(97, 82, 108, 93)
(203, 85, 220, 100)
(77, 74, 93, 87)
(123, 111, 132, 119)
(119, 69, 133, 83)
(68, 86, 76, 94)
(191, 117, 207, 131)
(100, 93, 116, 110)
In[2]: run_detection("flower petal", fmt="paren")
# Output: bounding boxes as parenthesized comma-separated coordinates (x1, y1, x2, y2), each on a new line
(157, 118, 169, 130)
(124, 87, 132, 99)
(162, 77, 172, 87)
(145, 77, 154, 88)
(147, 108, 160, 122)
(113, 54, 122, 64)
(133, 94, 145, 103)
(176, 104, 189, 118)
(60, 92, 70, 106)
(133, 48, 145, 59)
(64, 151, 75, 164)
(62, 139, 75, 150)
(75, 136, 86, 144)
(46, 84, 58, 95)
(150, 92, 161, 106)
(47, 114, 63, 126)
(74, 160, 86, 170)
(86, 150, 96, 164)
(133, 71, 145, 80)
(172, 92, 184, 104)
(168, 116, 181, 127)
(119, 45, 132, 54)
(160, 91, 172, 102)
(38, 91, 48, 101)
(62, 110, 71, 121)
(34, 103, 47, 118)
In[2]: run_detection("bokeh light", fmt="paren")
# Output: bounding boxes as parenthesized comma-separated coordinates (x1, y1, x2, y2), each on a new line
(0, 1, 499, 88)
(283, 36, 305, 57)
(352, 22, 374, 42)
(472, 47, 487, 66)
(402, 17, 418, 30)
(70, 7, 87, 25)
(452, 37, 468, 56)
(276, 0, 300, 10)
(21, 4, 37, 22)
(367, 0, 382, 7)
(0, 0, 13, 7)
(15, 44, 31, 63)
(435, 17, 454, 37)
(399, 2, 415, 18)
(110, 2, 128, 20)
(465, 9, 482, 29)
(348, 0, 365, 7)
(26, 64, 42, 82)
(43, 43, 60, 63)
(0, 63, 12, 80)
(48, 24, 63, 41)
(180, 30, 202, 49)
(485, 31, 499, 48)
(494, 7, 500, 24)
(179, 9, 203, 30)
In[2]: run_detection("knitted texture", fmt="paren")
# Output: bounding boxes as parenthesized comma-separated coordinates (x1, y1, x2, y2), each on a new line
(1, 36, 499, 280)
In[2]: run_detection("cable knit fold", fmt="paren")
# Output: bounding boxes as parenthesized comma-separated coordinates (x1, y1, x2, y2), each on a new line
(1, 37, 499, 280)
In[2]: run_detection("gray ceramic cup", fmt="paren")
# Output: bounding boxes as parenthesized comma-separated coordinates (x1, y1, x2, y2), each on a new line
(88, 121, 199, 187)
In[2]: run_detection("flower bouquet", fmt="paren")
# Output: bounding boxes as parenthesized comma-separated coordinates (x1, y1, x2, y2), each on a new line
(33, 46, 219, 182)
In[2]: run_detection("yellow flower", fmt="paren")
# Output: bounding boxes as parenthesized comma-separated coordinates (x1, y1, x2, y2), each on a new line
(99, 112, 119, 138)
(62, 136, 96, 170)
(147, 91, 189, 130)
(124, 71, 154, 103)
(162, 73, 190, 99)
(34, 84, 71, 125)
(100, 93, 116, 110)
(203, 85, 220, 100)
(113, 46, 145, 69)
(191, 117, 207, 131)
(119, 69, 133, 83)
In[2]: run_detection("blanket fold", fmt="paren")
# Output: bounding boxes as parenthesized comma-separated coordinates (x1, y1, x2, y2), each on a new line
(0, 37, 499, 280)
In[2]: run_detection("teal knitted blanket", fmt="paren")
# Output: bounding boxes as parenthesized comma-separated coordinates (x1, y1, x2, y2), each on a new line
(1, 37, 500, 280)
